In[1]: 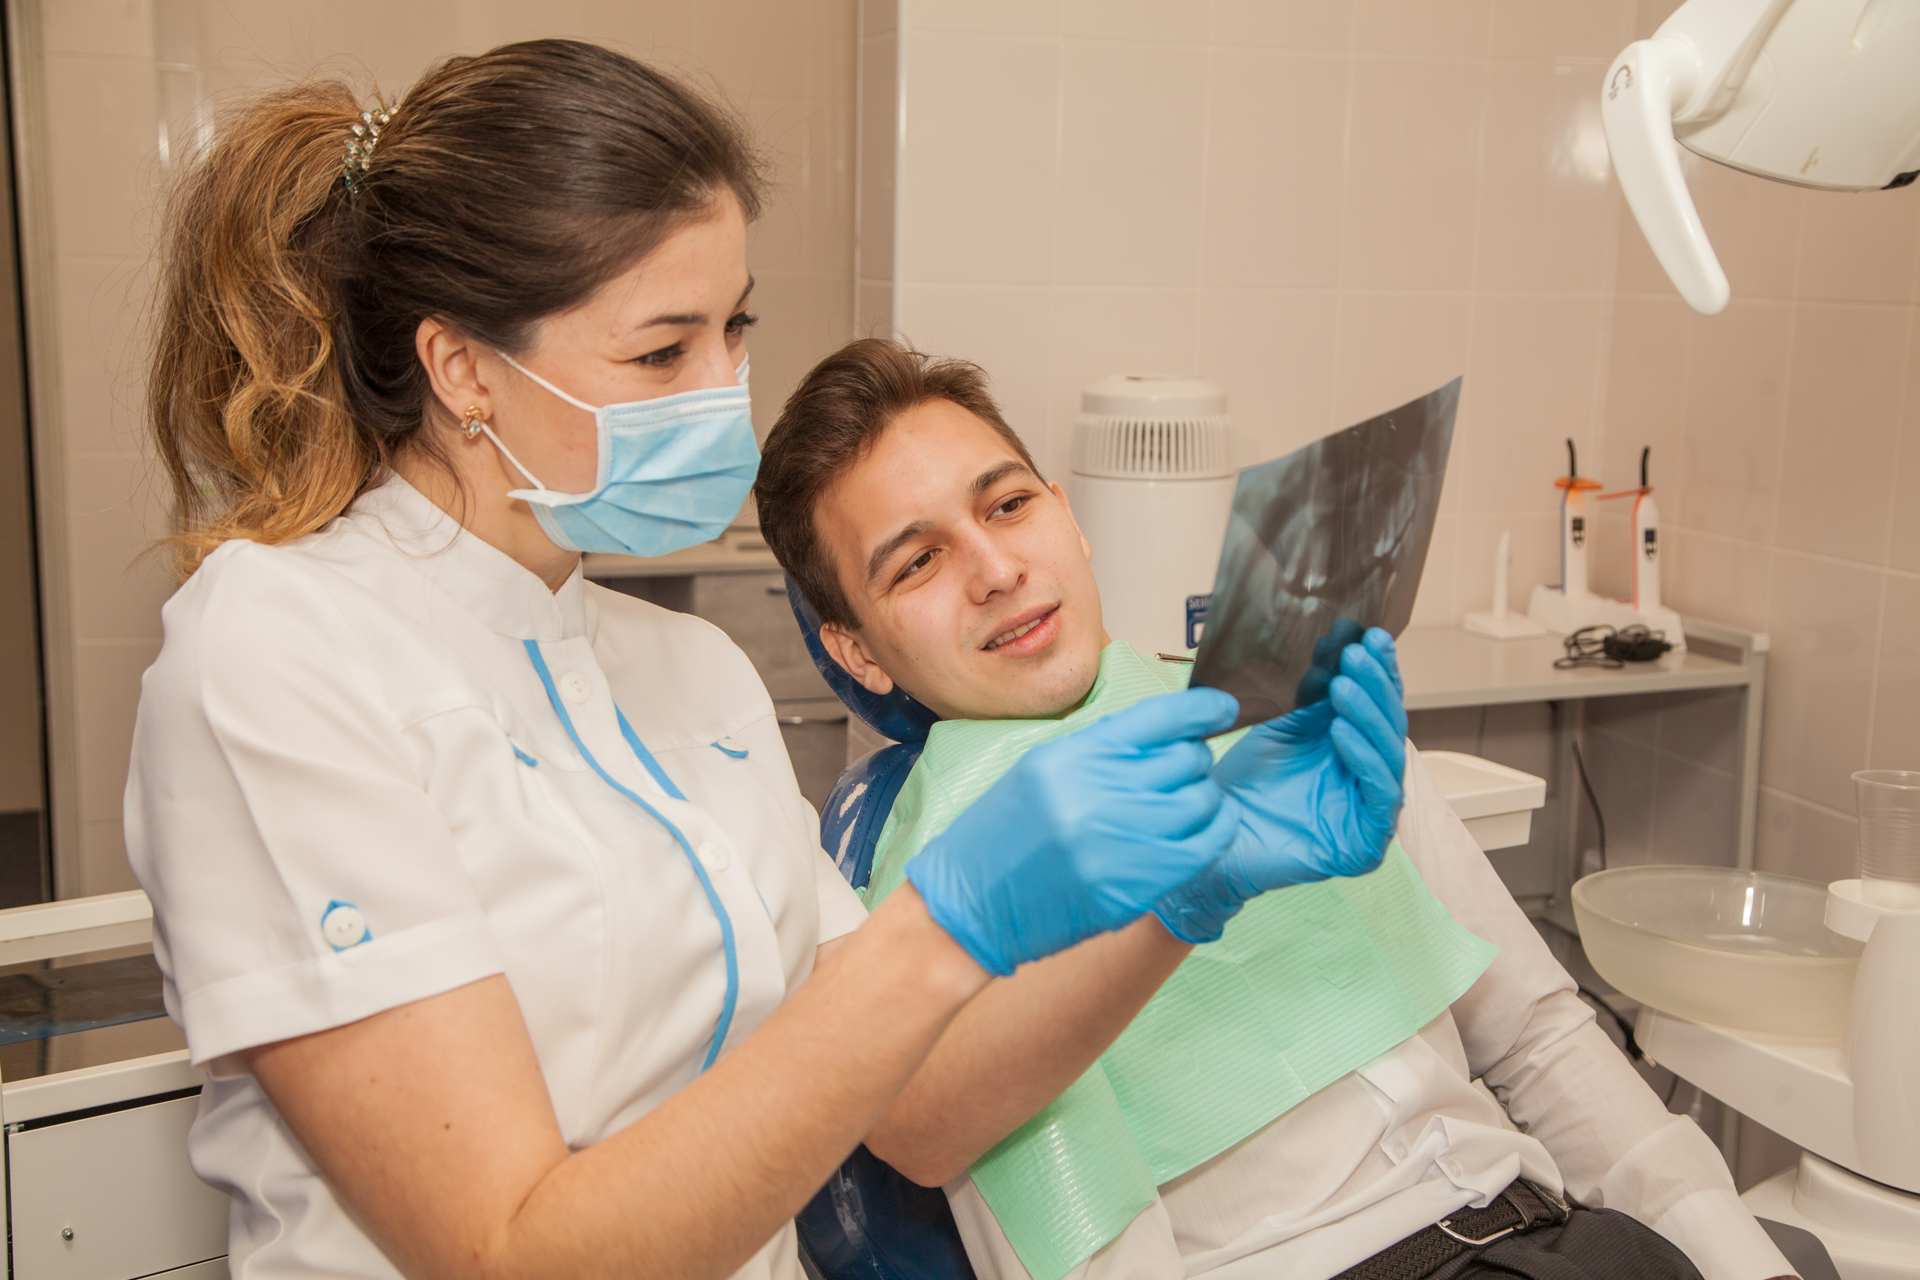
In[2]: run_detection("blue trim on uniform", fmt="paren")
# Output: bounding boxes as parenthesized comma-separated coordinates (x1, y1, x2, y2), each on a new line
(614, 707, 688, 801)
(511, 744, 539, 768)
(710, 738, 750, 760)
(523, 639, 739, 1071)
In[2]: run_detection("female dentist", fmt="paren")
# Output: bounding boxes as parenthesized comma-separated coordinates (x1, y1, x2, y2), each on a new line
(126, 39, 1410, 1279)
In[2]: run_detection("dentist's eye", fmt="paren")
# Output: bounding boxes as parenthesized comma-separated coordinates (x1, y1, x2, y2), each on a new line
(633, 342, 685, 369)
(726, 310, 759, 335)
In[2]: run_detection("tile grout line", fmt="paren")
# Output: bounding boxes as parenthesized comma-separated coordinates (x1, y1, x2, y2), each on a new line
(1865, 305, 1920, 768)
(1864, 571, 1891, 771)
(1189, 35, 1214, 394)
(1758, 782, 1860, 825)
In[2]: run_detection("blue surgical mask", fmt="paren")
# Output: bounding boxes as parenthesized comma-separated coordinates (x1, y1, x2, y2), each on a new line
(476, 354, 757, 557)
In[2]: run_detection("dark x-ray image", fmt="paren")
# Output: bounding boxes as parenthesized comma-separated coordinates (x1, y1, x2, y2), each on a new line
(1191, 378, 1460, 731)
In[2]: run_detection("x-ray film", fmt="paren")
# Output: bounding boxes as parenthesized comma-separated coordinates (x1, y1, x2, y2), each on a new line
(1191, 378, 1460, 731)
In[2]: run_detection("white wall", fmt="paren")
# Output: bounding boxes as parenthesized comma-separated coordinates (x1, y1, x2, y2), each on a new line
(860, 0, 1639, 637)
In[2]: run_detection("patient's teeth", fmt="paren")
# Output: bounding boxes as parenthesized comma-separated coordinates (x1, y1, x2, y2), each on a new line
(988, 616, 1045, 649)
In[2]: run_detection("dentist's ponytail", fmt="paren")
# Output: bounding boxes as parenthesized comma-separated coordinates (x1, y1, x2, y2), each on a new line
(147, 80, 372, 576)
(147, 40, 764, 577)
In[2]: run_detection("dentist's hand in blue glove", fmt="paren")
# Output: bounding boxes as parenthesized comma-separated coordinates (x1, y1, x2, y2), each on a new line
(1155, 627, 1409, 944)
(907, 687, 1243, 977)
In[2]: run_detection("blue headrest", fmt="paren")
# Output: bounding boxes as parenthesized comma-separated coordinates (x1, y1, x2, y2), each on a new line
(819, 741, 921, 891)
(784, 577, 940, 746)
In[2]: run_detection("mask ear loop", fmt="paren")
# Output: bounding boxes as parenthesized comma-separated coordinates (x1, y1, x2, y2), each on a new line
(498, 351, 602, 413)
(461, 404, 548, 492)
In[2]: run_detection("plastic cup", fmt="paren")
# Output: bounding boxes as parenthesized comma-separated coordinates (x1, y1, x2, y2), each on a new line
(1851, 770, 1920, 908)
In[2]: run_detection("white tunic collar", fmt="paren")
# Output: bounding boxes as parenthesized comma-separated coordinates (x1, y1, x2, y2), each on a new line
(346, 473, 591, 642)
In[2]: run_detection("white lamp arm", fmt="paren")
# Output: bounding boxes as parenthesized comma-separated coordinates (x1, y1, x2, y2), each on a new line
(1602, 36, 1731, 315)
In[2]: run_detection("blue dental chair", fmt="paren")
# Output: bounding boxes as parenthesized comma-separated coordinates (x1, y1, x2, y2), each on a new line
(785, 582, 976, 1280)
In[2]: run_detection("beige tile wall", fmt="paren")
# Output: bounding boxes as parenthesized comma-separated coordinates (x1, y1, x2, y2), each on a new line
(19, 0, 857, 897)
(862, 0, 1638, 635)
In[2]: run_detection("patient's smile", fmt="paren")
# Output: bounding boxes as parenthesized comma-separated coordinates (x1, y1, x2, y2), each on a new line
(983, 604, 1060, 654)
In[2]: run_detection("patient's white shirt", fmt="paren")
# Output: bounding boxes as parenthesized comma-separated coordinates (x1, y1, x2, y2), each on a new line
(945, 745, 1793, 1280)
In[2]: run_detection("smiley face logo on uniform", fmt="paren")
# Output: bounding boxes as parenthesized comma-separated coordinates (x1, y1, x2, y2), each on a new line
(320, 899, 373, 952)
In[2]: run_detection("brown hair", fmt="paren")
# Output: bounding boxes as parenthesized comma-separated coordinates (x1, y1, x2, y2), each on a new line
(147, 39, 765, 576)
(755, 337, 1042, 628)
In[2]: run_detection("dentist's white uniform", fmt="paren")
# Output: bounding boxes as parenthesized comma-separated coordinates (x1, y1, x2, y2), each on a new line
(126, 475, 867, 1278)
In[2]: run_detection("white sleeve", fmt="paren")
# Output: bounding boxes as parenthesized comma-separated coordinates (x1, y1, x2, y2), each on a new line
(771, 767, 871, 948)
(126, 545, 503, 1068)
(1398, 745, 1793, 1280)
(814, 844, 870, 943)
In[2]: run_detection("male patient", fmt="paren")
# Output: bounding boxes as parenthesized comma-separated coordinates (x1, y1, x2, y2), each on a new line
(754, 339, 1792, 1280)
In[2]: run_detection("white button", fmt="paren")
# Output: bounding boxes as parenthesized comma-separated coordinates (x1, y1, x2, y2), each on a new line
(697, 841, 732, 872)
(321, 903, 370, 950)
(559, 671, 592, 704)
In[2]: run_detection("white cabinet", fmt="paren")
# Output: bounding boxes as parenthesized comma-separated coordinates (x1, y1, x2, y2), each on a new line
(7, 1090, 229, 1279)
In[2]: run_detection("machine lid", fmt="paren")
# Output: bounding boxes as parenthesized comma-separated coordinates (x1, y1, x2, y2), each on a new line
(1079, 374, 1227, 419)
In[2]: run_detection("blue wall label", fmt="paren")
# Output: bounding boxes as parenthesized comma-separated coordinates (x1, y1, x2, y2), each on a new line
(1185, 594, 1211, 649)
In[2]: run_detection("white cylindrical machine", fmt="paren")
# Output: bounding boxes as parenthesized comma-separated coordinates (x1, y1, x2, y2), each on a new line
(1069, 375, 1236, 656)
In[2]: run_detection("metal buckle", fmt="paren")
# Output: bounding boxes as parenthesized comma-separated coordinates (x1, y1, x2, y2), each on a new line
(1435, 1217, 1517, 1247)
(1435, 1189, 1527, 1247)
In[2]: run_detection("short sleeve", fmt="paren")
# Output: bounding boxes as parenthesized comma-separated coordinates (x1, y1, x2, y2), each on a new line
(125, 543, 503, 1068)
(813, 845, 869, 943)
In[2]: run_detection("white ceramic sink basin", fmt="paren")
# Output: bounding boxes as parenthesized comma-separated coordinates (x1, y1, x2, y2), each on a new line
(1572, 866, 1863, 1040)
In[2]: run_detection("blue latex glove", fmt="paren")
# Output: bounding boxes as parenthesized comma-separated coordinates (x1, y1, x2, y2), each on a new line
(1155, 627, 1409, 944)
(907, 688, 1243, 976)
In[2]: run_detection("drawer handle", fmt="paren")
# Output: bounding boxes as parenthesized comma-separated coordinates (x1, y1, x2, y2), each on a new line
(778, 713, 849, 727)
(764, 584, 788, 596)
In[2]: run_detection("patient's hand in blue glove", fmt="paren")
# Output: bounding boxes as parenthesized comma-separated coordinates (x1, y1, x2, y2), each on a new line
(1155, 627, 1409, 944)
(908, 688, 1243, 977)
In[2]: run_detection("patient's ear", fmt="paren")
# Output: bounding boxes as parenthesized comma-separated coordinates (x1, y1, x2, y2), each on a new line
(1054, 481, 1093, 561)
(819, 623, 897, 697)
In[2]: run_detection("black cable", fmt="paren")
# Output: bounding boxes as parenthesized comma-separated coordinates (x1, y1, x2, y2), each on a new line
(1554, 624, 1672, 670)
(1571, 738, 1607, 872)
(1577, 984, 1690, 1107)
(1567, 750, 1687, 1105)
(1576, 982, 1641, 1060)
(1554, 625, 1623, 670)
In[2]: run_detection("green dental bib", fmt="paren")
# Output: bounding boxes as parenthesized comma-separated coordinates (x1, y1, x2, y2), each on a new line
(862, 643, 1496, 1280)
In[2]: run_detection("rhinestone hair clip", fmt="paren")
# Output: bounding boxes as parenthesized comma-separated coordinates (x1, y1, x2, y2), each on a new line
(341, 102, 393, 196)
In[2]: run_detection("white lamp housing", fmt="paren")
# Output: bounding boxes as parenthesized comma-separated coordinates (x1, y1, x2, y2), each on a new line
(1602, 0, 1920, 315)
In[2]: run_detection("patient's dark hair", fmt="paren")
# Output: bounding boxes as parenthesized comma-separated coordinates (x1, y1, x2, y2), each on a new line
(756, 338, 1042, 628)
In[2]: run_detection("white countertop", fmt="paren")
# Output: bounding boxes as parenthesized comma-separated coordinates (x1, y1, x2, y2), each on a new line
(1398, 625, 1753, 711)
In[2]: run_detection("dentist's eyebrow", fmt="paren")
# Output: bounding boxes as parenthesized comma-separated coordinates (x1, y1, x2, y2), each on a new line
(866, 521, 932, 586)
(971, 460, 1033, 497)
(627, 276, 756, 332)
